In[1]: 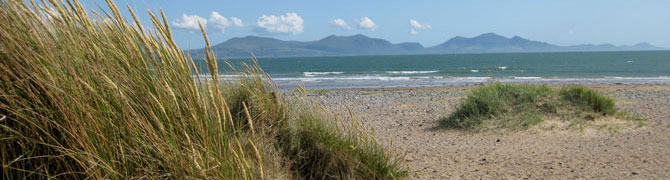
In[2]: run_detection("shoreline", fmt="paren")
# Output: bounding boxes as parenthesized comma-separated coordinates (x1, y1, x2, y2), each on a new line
(287, 81, 670, 92)
(273, 77, 670, 91)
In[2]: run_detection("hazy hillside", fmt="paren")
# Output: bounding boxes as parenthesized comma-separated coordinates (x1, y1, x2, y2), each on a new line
(191, 33, 665, 58)
(426, 33, 558, 53)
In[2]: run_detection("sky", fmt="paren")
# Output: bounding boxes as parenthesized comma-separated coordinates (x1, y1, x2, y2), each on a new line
(84, 0, 670, 49)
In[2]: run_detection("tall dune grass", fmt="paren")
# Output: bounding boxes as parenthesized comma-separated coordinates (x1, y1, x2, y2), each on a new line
(0, 0, 406, 179)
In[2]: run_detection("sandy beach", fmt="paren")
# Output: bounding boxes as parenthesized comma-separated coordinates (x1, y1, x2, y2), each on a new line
(306, 84, 670, 179)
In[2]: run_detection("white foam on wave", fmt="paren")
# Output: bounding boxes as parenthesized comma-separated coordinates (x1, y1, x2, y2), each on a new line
(199, 74, 670, 87)
(470, 69, 479, 73)
(452, 77, 491, 80)
(386, 70, 438, 74)
(196, 74, 260, 78)
(303, 72, 344, 77)
(410, 76, 445, 79)
(275, 76, 414, 81)
(497, 66, 507, 70)
(512, 76, 542, 80)
(274, 75, 450, 82)
(603, 76, 670, 80)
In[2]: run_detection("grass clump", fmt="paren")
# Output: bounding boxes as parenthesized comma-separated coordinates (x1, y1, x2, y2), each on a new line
(440, 83, 637, 131)
(560, 86, 616, 115)
(0, 0, 405, 179)
(440, 83, 555, 130)
(283, 98, 407, 179)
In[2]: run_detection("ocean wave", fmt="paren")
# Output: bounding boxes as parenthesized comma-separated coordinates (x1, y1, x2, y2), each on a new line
(602, 76, 670, 80)
(385, 70, 438, 74)
(303, 71, 344, 77)
(275, 76, 413, 81)
(470, 69, 479, 73)
(198, 74, 670, 85)
(197, 74, 261, 78)
(512, 76, 542, 80)
(497, 66, 507, 70)
(452, 77, 491, 80)
(274, 75, 453, 81)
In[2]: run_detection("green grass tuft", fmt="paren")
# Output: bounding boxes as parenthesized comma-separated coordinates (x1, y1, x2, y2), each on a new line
(440, 83, 634, 131)
(560, 86, 616, 115)
(440, 83, 555, 130)
(283, 101, 407, 179)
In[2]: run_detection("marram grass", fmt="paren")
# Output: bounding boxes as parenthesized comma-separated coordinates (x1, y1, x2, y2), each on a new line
(0, 0, 406, 179)
(440, 83, 640, 131)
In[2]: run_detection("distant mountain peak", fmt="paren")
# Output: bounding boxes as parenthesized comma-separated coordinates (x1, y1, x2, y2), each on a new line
(473, 32, 507, 40)
(634, 42, 653, 47)
(230, 36, 277, 41)
(192, 33, 664, 58)
(479, 32, 504, 37)
(320, 34, 372, 41)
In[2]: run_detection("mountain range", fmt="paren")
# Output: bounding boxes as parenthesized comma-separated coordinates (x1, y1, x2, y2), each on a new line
(190, 33, 665, 58)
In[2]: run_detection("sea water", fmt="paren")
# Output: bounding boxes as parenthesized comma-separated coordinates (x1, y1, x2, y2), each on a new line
(198, 51, 670, 90)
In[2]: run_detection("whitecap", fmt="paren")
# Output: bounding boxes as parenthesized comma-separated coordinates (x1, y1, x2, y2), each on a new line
(303, 71, 344, 77)
(512, 76, 542, 80)
(385, 70, 438, 74)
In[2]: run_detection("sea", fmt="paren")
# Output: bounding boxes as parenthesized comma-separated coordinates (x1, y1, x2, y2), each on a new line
(202, 51, 670, 90)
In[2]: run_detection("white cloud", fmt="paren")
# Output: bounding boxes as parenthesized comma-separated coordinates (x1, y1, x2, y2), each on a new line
(409, 19, 431, 30)
(256, 13, 304, 35)
(231, 17, 244, 27)
(409, 19, 431, 35)
(330, 18, 351, 30)
(173, 14, 207, 31)
(209, 12, 230, 32)
(208, 12, 244, 32)
(357, 17, 377, 31)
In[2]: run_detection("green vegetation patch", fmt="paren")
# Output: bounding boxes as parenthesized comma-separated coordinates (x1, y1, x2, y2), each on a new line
(0, 1, 406, 179)
(560, 86, 616, 115)
(440, 83, 642, 131)
(284, 101, 407, 179)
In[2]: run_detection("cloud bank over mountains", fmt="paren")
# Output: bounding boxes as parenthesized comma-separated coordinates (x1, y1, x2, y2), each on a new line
(357, 17, 377, 31)
(409, 19, 431, 35)
(209, 12, 244, 32)
(173, 13, 433, 37)
(172, 12, 244, 32)
(172, 14, 208, 31)
(255, 13, 304, 35)
(330, 18, 351, 30)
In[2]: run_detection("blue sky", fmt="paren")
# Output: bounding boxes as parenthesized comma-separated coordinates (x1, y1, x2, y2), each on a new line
(85, 0, 670, 49)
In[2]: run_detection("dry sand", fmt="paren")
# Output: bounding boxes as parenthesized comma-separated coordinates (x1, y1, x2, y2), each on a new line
(307, 84, 670, 179)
